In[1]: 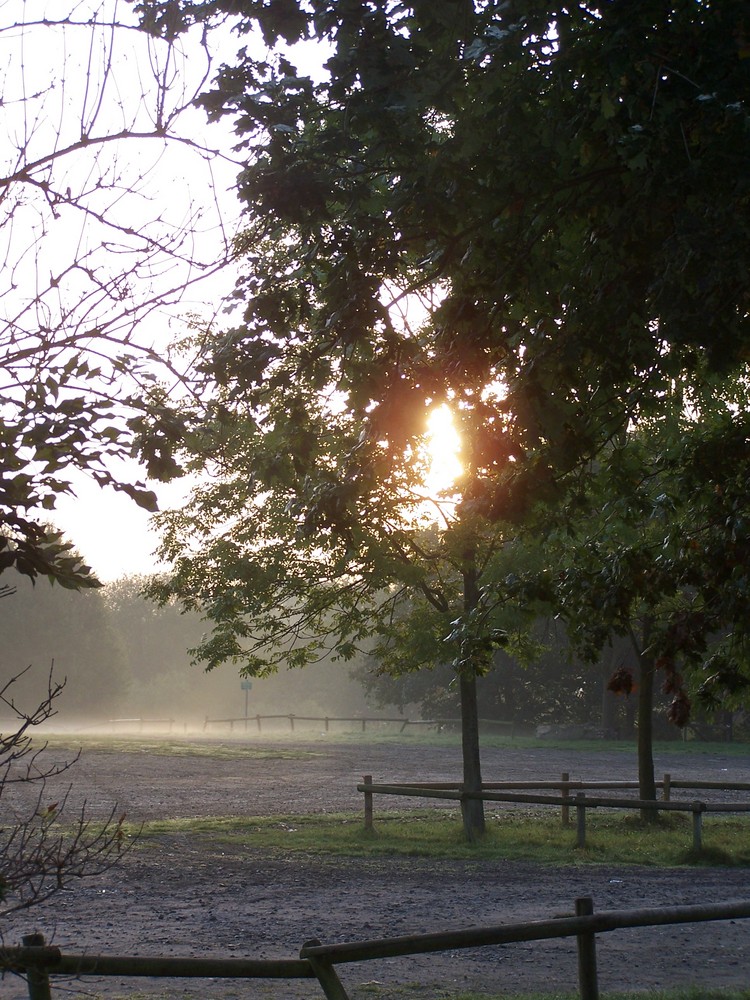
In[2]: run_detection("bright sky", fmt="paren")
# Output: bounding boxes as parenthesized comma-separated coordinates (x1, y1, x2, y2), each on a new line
(3, 4, 239, 583)
(12, 7, 464, 585)
(52, 471, 179, 582)
(54, 408, 464, 584)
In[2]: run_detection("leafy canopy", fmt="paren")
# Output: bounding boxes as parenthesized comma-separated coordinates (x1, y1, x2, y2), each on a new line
(140, 2, 750, 686)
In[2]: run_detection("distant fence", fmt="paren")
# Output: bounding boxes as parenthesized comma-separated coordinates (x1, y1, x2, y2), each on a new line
(4, 896, 750, 1000)
(202, 713, 515, 735)
(358, 773, 750, 851)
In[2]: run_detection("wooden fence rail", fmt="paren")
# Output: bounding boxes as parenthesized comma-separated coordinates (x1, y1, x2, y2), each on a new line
(5, 897, 750, 1000)
(202, 714, 515, 734)
(358, 774, 750, 850)
(204, 714, 414, 733)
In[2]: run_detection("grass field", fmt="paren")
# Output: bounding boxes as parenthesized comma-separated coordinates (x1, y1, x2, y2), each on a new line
(132, 807, 750, 867)
(44, 730, 750, 756)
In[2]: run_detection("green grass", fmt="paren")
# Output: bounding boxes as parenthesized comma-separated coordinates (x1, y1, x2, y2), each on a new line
(41, 728, 750, 758)
(133, 808, 750, 866)
(276, 728, 750, 756)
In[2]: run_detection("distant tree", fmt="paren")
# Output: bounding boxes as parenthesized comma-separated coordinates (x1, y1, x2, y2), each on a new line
(0, 578, 130, 717)
(356, 618, 604, 733)
(0, 3, 235, 587)
(0, 668, 126, 918)
(102, 575, 205, 682)
(101, 574, 223, 718)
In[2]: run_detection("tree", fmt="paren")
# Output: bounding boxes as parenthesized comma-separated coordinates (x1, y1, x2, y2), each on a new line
(0, 3, 236, 587)
(138, 0, 750, 836)
(147, 390, 509, 836)
(532, 381, 750, 813)
(0, 667, 127, 918)
(0, 576, 131, 718)
(356, 617, 605, 734)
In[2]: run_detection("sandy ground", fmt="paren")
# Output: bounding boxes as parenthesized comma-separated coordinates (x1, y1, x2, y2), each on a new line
(4, 734, 750, 998)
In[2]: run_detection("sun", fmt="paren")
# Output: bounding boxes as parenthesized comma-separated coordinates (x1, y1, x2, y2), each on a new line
(424, 404, 462, 495)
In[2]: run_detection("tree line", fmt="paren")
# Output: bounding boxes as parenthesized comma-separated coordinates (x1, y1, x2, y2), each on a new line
(1, 572, 666, 735)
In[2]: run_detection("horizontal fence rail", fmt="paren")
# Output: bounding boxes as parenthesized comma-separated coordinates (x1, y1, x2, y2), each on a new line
(202, 714, 516, 734)
(5, 897, 750, 1000)
(358, 774, 750, 850)
(204, 714, 413, 734)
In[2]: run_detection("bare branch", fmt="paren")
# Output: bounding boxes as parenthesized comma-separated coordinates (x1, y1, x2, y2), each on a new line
(0, 667, 132, 919)
(0, 3, 241, 583)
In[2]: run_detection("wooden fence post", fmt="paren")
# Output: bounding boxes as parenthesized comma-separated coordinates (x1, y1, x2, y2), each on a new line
(22, 933, 52, 1000)
(561, 772, 570, 826)
(575, 897, 599, 1000)
(692, 802, 704, 852)
(576, 794, 587, 849)
(302, 939, 351, 1000)
(363, 775, 374, 832)
(256, 714, 262, 733)
(289, 714, 295, 732)
(663, 773, 671, 801)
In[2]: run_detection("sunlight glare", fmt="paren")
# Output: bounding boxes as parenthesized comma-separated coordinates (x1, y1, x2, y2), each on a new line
(424, 404, 462, 495)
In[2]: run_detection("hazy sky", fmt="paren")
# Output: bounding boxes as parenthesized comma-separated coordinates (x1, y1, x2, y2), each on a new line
(53, 473, 169, 583)
(14, 11, 363, 587)
(8, 5, 238, 585)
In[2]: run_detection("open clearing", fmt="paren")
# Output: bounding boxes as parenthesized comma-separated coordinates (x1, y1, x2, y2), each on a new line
(4, 734, 750, 998)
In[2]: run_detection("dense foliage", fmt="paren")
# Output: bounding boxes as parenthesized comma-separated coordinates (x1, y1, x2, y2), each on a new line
(135, 1, 750, 820)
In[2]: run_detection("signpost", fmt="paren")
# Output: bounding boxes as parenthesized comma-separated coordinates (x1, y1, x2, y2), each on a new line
(241, 680, 252, 731)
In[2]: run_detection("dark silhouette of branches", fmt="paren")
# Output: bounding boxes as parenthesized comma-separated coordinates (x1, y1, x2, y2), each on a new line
(0, 666, 130, 917)
(0, 2, 239, 585)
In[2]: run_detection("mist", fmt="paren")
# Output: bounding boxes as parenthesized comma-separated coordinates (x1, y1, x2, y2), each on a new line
(0, 575, 382, 735)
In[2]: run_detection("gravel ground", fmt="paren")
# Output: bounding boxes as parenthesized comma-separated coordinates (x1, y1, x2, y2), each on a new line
(3, 734, 750, 999)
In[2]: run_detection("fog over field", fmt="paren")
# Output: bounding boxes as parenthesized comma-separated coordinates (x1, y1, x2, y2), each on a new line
(0, 576, 382, 732)
(2, 571, 739, 744)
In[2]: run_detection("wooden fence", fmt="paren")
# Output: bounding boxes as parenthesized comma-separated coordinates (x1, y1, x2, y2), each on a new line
(4, 896, 750, 1000)
(202, 713, 515, 735)
(358, 774, 750, 851)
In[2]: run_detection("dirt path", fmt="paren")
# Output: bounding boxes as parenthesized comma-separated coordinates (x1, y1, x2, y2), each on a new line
(4, 736, 750, 998)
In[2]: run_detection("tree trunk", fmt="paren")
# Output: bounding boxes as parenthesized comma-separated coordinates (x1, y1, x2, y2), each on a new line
(624, 619, 658, 820)
(459, 669, 485, 841)
(634, 620, 658, 822)
(600, 651, 619, 739)
(460, 554, 485, 842)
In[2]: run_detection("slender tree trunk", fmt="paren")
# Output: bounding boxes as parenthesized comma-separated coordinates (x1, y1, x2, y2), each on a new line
(460, 556, 485, 842)
(600, 650, 618, 739)
(459, 669, 485, 840)
(633, 619, 657, 822)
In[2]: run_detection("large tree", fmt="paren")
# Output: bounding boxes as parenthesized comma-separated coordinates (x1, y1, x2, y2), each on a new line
(139, 0, 750, 835)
